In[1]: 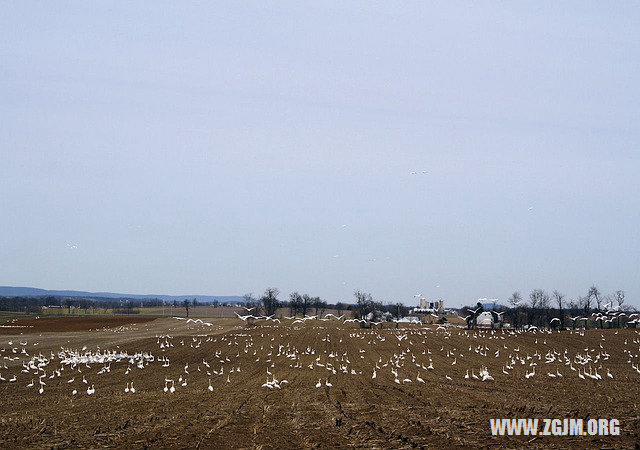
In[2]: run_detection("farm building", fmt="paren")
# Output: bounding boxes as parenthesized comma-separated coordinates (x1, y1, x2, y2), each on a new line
(420, 298, 444, 312)
(412, 299, 444, 315)
(476, 312, 494, 328)
(396, 316, 422, 324)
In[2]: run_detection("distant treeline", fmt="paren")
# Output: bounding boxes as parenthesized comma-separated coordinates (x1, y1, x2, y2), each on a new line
(2, 285, 636, 328)
(0, 296, 163, 314)
(462, 286, 637, 329)
(242, 289, 412, 319)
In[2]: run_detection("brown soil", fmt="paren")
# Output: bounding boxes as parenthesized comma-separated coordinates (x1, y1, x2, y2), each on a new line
(0, 318, 638, 448)
(0, 316, 157, 334)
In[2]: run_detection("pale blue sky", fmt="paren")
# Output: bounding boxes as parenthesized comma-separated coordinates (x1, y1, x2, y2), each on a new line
(1, 2, 639, 307)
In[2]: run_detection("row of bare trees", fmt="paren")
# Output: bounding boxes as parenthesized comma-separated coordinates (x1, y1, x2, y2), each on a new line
(505, 286, 629, 329)
(242, 289, 329, 317)
(287, 292, 329, 317)
(351, 291, 412, 323)
(240, 289, 405, 321)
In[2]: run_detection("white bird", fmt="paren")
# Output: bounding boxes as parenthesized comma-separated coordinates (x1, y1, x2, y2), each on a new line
(87, 385, 95, 395)
(325, 379, 332, 388)
(479, 367, 494, 381)
(315, 379, 322, 388)
(208, 379, 214, 391)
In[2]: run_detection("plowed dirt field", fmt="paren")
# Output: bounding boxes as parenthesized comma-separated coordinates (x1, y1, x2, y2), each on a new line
(1, 316, 638, 448)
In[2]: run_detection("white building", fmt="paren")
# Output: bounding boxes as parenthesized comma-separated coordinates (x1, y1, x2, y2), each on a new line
(415, 299, 444, 314)
(476, 311, 494, 328)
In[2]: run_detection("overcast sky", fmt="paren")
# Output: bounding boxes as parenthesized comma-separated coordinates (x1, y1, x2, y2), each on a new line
(1, 2, 639, 307)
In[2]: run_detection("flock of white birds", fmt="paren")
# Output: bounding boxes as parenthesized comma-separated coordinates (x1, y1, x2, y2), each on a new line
(1, 315, 640, 400)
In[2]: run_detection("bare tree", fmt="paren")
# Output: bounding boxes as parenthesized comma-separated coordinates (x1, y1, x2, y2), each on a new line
(614, 290, 625, 308)
(336, 302, 347, 316)
(260, 288, 280, 316)
(243, 293, 255, 306)
(289, 292, 302, 317)
(613, 290, 625, 327)
(553, 290, 565, 329)
(578, 294, 591, 318)
(313, 297, 327, 317)
(508, 291, 522, 307)
(301, 294, 311, 317)
(183, 299, 190, 317)
(586, 286, 603, 328)
(353, 290, 376, 325)
(589, 285, 602, 311)
(508, 291, 522, 329)
(529, 289, 549, 327)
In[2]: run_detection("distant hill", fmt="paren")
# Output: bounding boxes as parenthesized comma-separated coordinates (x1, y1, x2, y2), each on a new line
(481, 302, 508, 311)
(0, 286, 244, 304)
